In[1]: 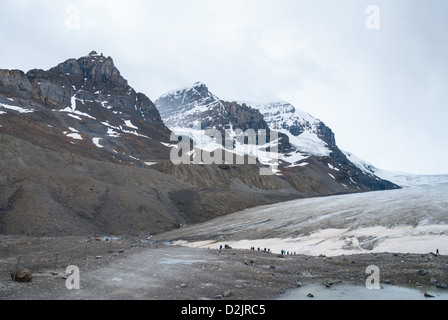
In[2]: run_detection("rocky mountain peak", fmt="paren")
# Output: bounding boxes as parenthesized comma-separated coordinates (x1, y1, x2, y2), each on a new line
(192, 81, 207, 90)
(24, 51, 127, 102)
(88, 50, 101, 56)
(158, 81, 218, 112)
(157, 83, 266, 131)
(0, 52, 172, 165)
(157, 83, 296, 159)
(54, 51, 127, 91)
(22, 52, 139, 111)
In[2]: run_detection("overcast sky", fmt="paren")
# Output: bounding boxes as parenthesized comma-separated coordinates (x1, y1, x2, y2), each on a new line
(1, 0, 447, 174)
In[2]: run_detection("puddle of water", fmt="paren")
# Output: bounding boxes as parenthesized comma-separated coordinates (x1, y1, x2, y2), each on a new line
(278, 283, 448, 300)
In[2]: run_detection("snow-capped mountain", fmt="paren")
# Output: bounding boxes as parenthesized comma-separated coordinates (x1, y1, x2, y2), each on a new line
(247, 101, 335, 166)
(155, 82, 399, 192)
(344, 151, 448, 187)
(156, 83, 331, 167)
(157, 83, 343, 168)
(156, 82, 224, 130)
(156, 82, 294, 167)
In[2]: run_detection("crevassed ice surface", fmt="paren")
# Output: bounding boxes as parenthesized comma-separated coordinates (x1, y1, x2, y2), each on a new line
(171, 183, 448, 256)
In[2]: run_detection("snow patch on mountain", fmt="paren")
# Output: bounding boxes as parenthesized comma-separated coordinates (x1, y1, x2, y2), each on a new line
(93, 137, 104, 148)
(59, 104, 96, 120)
(124, 120, 138, 129)
(0, 102, 34, 114)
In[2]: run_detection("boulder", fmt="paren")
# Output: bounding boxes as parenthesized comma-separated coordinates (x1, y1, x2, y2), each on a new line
(223, 290, 232, 297)
(10, 267, 33, 282)
(418, 269, 428, 276)
(437, 282, 447, 289)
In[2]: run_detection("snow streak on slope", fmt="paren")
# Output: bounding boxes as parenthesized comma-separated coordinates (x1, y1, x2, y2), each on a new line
(0, 102, 34, 114)
(162, 183, 448, 256)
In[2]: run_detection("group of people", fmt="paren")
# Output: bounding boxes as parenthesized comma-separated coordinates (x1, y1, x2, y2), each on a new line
(249, 247, 297, 255)
(280, 249, 297, 255)
(219, 244, 298, 255)
(250, 246, 271, 253)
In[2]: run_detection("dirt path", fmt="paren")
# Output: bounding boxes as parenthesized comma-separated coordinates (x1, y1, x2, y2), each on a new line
(1, 235, 447, 300)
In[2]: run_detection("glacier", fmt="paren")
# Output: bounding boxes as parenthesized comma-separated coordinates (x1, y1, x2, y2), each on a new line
(344, 151, 448, 187)
(165, 182, 448, 257)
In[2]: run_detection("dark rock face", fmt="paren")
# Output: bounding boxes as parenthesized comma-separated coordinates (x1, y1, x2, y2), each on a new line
(0, 134, 301, 236)
(316, 122, 337, 150)
(0, 69, 36, 100)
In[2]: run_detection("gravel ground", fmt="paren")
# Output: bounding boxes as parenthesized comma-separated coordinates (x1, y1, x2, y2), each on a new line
(1, 235, 447, 301)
